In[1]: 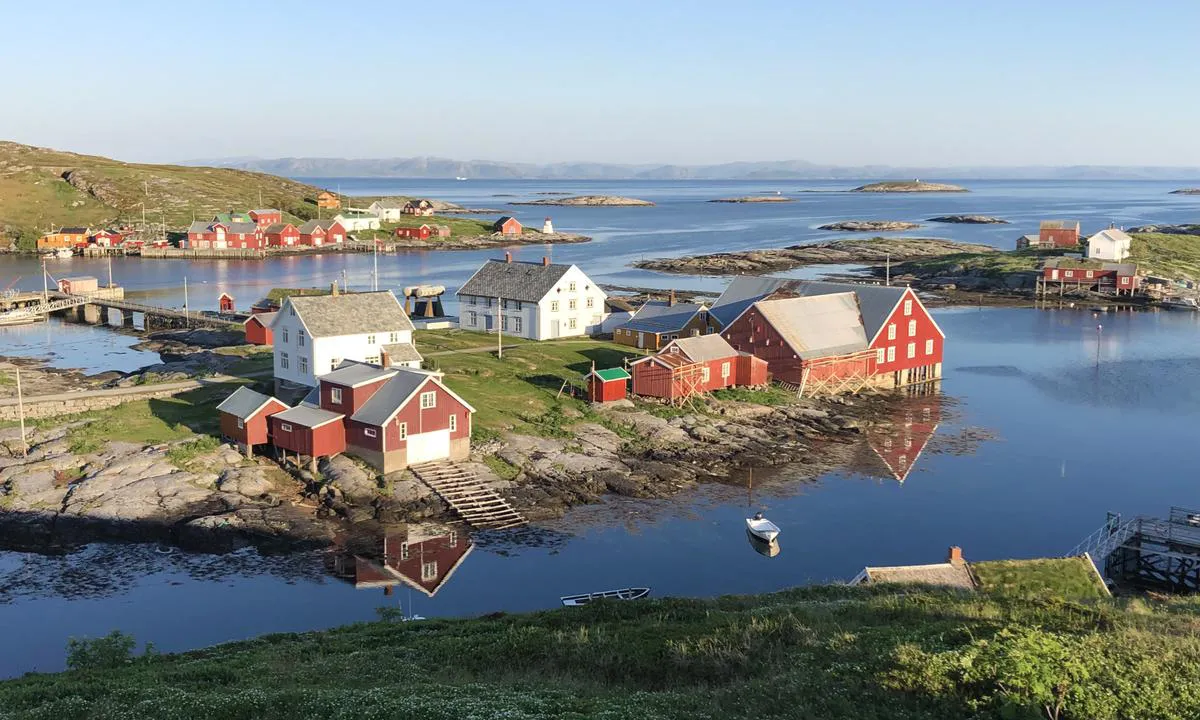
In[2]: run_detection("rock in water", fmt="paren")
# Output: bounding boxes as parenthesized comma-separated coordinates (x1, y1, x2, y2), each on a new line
(926, 215, 1009, 224)
(819, 220, 921, 231)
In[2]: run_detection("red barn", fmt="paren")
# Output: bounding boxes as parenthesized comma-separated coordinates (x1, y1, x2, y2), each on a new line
(586, 367, 630, 403)
(1038, 220, 1081, 248)
(631, 335, 761, 402)
(722, 293, 877, 392)
(298, 220, 346, 246)
(315, 366, 474, 474)
(218, 292, 235, 313)
(216, 386, 289, 457)
(263, 223, 301, 247)
(249, 209, 282, 228)
(711, 278, 944, 390)
(243, 312, 276, 345)
(269, 405, 346, 465)
(493, 216, 522, 235)
(395, 224, 433, 240)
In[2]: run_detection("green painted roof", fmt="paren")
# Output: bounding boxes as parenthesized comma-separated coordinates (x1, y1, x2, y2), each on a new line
(590, 367, 630, 382)
(214, 212, 252, 224)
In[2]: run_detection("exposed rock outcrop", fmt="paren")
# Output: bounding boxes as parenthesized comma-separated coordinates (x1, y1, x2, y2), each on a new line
(819, 221, 921, 231)
(851, 181, 968, 193)
(926, 215, 1009, 224)
(511, 195, 655, 206)
(709, 196, 793, 203)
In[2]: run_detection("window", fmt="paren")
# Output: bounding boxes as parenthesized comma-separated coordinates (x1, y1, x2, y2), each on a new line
(366, 355, 380, 365)
(289, 306, 295, 316)
(876, 348, 886, 364)
(513, 317, 522, 333)
(299, 357, 308, 373)
(421, 561, 438, 581)
(469, 296, 477, 305)
(721, 361, 731, 379)
(449, 530, 458, 547)
(282, 328, 289, 343)
(514, 300, 522, 310)
(551, 301, 559, 312)
(887, 324, 896, 340)
(398, 422, 407, 439)
(1086, 270, 1094, 279)
(586, 297, 594, 308)
(367, 334, 376, 344)
(331, 387, 342, 404)
(400, 542, 409, 560)
(907, 342, 916, 359)
(908, 319, 916, 337)
(501, 299, 509, 310)
(568, 299, 577, 310)
(485, 297, 492, 308)
(701, 367, 711, 382)
(330, 359, 339, 371)
(236, 418, 244, 429)
(388, 332, 399, 343)
(364, 427, 377, 438)
(298, 330, 305, 346)
(280, 423, 292, 432)
(887, 346, 896, 363)
(925, 339, 934, 355)
(420, 391, 436, 409)
(904, 299, 912, 316)
(468, 311, 477, 326)
(569, 281, 576, 291)
(568, 317, 577, 329)
(280, 352, 289, 369)
(449, 414, 457, 432)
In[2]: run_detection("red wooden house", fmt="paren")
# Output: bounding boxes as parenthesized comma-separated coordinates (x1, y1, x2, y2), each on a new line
(269, 405, 346, 466)
(243, 312, 276, 345)
(186, 221, 264, 249)
(249, 209, 282, 228)
(298, 220, 346, 246)
(586, 367, 630, 403)
(218, 292, 235, 313)
(860, 394, 942, 483)
(217, 386, 290, 457)
(711, 278, 945, 390)
(395, 224, 433, 240)
(90, 229, 124, 247)
(1038, 220, 1081, 248)
(225, 222, 266, 249)
(329, 527, 474, 597)
(493, 216, 522, 235)
(1042, 258, 1140, 296)
(264, 223, 301, 247)
(631, 335, 765, 403)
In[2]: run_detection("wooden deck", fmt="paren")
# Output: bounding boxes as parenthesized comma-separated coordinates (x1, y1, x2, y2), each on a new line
(409, 462, 527, 530)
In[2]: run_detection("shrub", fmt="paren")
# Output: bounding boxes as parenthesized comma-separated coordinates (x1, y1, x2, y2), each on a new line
(65, 631, 137, 671)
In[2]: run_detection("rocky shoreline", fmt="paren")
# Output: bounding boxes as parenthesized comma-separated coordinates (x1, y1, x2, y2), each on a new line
(818, 220, 921, 231)
(633, 237, 996, 275)
(511, 195, 655, 207)
(851, 181, 968, 193)
(386, 231, 591, 250)
(926, 215, 1008, 224)
(709, 196, 793, 203)
(1169, 188, 1200, 195)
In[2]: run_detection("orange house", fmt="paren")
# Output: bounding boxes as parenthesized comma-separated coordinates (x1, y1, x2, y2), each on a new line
(317, 191, 341, 209)
(493, 216, 522, 235)
(38, 227, 90, 250)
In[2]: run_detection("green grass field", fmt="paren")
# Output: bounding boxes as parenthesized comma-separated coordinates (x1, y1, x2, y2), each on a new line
(4, 573, 1200, 719)
(972, 557, 1108, 600)
(1129, 232, 1200, 281)
(60, 383, 244, 454)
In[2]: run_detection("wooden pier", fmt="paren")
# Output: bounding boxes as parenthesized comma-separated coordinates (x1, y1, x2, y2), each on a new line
(0, 290, 242, 331)
(409, 462, 527, 530)
(1068, 507, 1200, 593)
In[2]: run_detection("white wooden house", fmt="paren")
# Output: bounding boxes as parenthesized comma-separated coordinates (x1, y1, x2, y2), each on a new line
(1086, 228, 1133, 262)
(456, 255, 608, 340)
(367, 199, 407, 221)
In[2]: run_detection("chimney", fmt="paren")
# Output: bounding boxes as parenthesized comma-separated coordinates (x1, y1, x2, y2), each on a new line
(379, 347, 390, 368)
(542, 256, 550, 266)
(669, 289, 676, 307)
(947, 546, 964, 566)
(330, 281, 339, 296)
(504, 251, 512, 263)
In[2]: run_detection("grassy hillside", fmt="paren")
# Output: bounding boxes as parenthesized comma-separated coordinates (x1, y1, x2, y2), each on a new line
(0, 141, 328, 250)
(1129, 232, 1200, 281)
(3, 565, 1200, 719)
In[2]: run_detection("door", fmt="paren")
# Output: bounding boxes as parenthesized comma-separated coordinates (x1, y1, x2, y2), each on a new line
(550, 319, 560, 338)
(407, 429, 450, 464)
(485, 314, 493, 331)
(637, 332, 645, 349)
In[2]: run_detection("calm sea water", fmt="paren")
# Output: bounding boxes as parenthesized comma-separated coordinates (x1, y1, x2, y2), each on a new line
(0, 180, 1198, 676)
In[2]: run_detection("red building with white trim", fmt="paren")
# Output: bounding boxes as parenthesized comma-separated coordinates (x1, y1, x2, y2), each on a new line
(631, 335, 767, 402)
(249, 209, 282, 228)
(243, 312, 276, 345)
(269, 405, 346, 462)
(217, 386, 290, 456)
(264, 223, 301, 248)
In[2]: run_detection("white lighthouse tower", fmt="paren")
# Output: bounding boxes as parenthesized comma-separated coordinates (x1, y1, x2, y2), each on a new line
(542, 217, 554, 234)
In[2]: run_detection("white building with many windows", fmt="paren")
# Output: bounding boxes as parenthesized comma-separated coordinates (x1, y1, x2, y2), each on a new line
(455, 255, 608, 340)
(270, 290, 420, 395)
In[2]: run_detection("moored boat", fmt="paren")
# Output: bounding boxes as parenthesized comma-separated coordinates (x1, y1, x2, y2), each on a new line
(55, 248, 74, 259)
(1161, 297, 1199, 311)
(746, 513, 780, 542)
(560, 587, 650, 606)
(745, 529, 781, 557)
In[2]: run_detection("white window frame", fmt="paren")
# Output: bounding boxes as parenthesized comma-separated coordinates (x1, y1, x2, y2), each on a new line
(282, 328, 289, 343)
(400, 542, 409, 560)
(569, 281, 577, 291)
(586, 297, 594, 308)
(568, 317, 577, 329)
(701, 366, 711, 382)
(280, 423, 292, 432)
(331, 387, 342, 404)
(513, 317, 522, 333)
(236, 418, 244, 429)
(389, 332, 399, 343)
(280, 352, 289, 369)
(449, 530, 458, 547)
(568, 299, 577, 310)
(907, 342, 916, 359)
(551, 300, 559, 312)
(721, 361, 731, 379)
(364, 427, 377, 438)
(468, 311, 477, 326)
(398, 422, 407, 440)
(449, 414, 457, 432)
(367, 334, 376, 345)
(420, 391, 436, 409)
(908, 319, 916, 337)
(887, 324, 896, 341)
(904, 299, 912, 316)
(886, 346, 896, 363)
(299, 357, 308, 374)
(421, 561, 438, 581)
(925, 339, 934, 355)
(876, 348, 885, 364)
(298, 330, 305, 346)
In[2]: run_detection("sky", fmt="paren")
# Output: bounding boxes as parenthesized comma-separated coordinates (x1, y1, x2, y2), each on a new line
(2, 0, 1198, 167)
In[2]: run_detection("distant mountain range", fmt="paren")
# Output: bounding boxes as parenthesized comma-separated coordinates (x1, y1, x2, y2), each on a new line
(182, 156, 1200, 181)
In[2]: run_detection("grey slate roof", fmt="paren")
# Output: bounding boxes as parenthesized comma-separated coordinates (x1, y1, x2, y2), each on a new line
(383, 343, 423, 364)
(59, 226, 89, 234)
(299, 386, 320, 408)
(751, 293, 870, 359)
(272, 405, 344, 428)
(298, 219, 339, 234)
(621, 300, 704, 334)
(351, 370, 434, 426)
(250, 208, 278, 215)
(244, 311, 277, 326)
(666, 334, 738, 363)
(370, 199, 407, 209)
(710, 276, 909, 341)
(187, 221, 211, 234)
(226, 222, 259, 234)
(287, 291, 415, 338)
(263, 223, 295, 234)
(216, 386, 279, 420)
(322, 360, 397, 387)
(1040, 220, 1079, 230)
(456, 259, 573, 303)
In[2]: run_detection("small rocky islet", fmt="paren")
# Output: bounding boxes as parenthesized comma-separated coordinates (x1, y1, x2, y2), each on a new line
(708, 196, 794, 203)
(511, 195, 655, 206)
(819, 220, 921, 231)
(851, 180, 969, 193)
(1168, 188, 1200, 195)
(926, 215, 1008, 224)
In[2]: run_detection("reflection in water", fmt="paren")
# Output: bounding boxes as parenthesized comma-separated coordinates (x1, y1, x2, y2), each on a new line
(746, 530, 781, 558)
(327, 524, 473, 599)
(854, 393, 943, 484)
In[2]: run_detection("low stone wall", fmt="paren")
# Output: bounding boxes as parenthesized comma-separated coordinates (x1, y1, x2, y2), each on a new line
(0, 383, 198, 421)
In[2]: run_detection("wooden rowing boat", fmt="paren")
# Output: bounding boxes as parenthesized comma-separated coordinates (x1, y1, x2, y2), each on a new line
(560, 587, 650, 607)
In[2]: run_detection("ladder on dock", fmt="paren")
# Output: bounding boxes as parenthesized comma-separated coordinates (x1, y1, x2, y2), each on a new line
(410, 462, 527, 530)
(1065, 513, 1138, 560)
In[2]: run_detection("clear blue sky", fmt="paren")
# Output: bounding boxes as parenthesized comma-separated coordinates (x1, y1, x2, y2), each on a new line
(3, 0, 1197, 166)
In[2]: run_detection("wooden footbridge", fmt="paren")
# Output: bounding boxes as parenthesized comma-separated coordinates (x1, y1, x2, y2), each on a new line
(1067, 507, 1200, 593)
(410, 462, 527, 530)
(0, 291, 242, 330)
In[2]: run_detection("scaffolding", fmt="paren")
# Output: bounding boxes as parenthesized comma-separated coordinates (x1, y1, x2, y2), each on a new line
(798, 350, 877, 397)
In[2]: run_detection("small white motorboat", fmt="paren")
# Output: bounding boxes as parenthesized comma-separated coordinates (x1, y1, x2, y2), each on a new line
(55, 248, 74, 259)
(560, 587, 650, 607)
(1162, 297, 1200, 312)
(746, 512, 780, 542)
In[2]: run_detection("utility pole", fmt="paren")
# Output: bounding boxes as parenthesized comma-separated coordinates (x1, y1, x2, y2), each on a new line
(107, 255, 113, 289)
(15, 366, 27, 458)
(372, 239, 379, 291)
(497, 296, 503, 358)
(184, 276, 189, 318)
(342, 268, 348, 293)
(885, 254, 891, 286)
(41, 258, 48, 303)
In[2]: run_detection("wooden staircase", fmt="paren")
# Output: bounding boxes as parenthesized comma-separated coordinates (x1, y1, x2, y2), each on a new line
(410, 462, 527, 530)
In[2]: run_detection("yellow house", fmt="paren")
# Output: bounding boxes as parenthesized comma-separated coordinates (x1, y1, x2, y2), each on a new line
(38, 226, 89, 250)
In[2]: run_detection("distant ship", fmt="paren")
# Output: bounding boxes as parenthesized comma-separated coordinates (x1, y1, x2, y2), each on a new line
(455, 176, 467, 181)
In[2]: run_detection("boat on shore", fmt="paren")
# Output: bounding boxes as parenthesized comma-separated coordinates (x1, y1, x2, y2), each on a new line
(1161, 297, 1199, 311)
(746, 513, 780, 542)
(560, 587, 650, 606)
